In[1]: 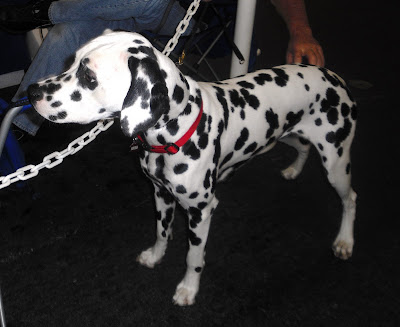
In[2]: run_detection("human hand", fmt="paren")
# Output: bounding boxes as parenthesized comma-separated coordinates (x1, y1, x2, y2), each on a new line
(286, 30, 325, 67)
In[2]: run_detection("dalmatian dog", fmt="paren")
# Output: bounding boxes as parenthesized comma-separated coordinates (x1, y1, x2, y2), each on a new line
(28, 30, 358, 306)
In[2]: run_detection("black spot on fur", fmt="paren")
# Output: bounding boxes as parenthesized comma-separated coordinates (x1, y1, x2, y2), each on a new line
(172, 85, 184, 104)
(198, 133, 209, 149)
(214, 87, 229, 129)
(234, 128, 249, 151)
(315, 118, 322, 126)
(213, 121, 224, 164)
(265, 108, 279, 138)
(161, 69, 167, 80)
(157, 187, 174, 205)
(156, 211, 162, 221)
(189, 192, 199, 199)
(138, 46, 157, 60)
(240, 88, 260, 110)
(166, 119, 179, 136)
(351, 104, 358, 120)
(46, 83, 62, 95)
(176, 185, 187, 194)
(325, 119, 352, 148)
(183, 103, 192, 115)
(327, 107, 339, 125)
(229, 89, 245, 108)
(188, 207, 202, 229)
(197, 202, 207, 210)
(237, 81, 254, 89)
(179, 72, 189, 90)
(173, 163, 188, 174)
(219, 152, 233, 169)
(71, 91, 82, 102)
(272, 68, 289, 87)
(157, 134, 166, 144)
(283, 110, 304, 132)
(319, 67, 341, 87)
(321, 88, 340, 113)
(56, 73, 66, 82)
(155, 156, 166, 182)
(244, 142, 257, 154)
(254, 73, 272, 85)
(346, 163, 351, 175)
(197, 114, 207, 134)
(341, 103, 350, 117)
(51, 101, 62, 108)
(189, 230, 202, 246)
(182, 139, 200, 160)
(204, 169, 211, 189)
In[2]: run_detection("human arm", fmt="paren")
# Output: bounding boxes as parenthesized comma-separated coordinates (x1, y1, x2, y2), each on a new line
(271, 0, 325, 66)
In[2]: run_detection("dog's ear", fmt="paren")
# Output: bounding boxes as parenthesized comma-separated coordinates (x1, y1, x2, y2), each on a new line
(120, 55, 169, 137)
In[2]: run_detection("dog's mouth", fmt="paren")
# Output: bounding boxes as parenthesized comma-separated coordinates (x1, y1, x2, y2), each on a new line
(108, 111, 121, 119)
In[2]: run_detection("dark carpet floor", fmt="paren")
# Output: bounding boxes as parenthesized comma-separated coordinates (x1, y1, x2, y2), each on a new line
(0, 0, 398, 326)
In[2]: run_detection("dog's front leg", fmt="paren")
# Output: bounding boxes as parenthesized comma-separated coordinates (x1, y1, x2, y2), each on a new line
(137, 185, 176, 268)
(173, 196, 219, 306)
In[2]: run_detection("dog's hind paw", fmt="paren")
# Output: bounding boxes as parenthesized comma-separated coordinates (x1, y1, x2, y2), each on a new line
(281, 166, 300, 180)
(332, 239, 353, 260)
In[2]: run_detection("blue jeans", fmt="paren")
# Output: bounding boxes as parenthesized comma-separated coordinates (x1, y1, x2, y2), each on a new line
(13, 0, 194, 135)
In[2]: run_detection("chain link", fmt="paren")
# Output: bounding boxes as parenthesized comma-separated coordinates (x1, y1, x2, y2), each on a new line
(0, 119, 114, 190)
(0, 0, 200, 190)
(162, 0, 201, 57)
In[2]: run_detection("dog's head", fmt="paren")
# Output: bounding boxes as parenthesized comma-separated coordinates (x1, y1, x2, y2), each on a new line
(28, 30, 170, 137)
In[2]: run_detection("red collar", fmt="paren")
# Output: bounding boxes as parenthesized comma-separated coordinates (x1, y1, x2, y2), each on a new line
(131, 102, 203, 154)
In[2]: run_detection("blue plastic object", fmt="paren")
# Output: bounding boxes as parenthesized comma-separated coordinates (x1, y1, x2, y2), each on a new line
(0, 98, 27, 188)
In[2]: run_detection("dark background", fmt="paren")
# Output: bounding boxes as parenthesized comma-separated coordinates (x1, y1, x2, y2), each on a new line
(0, 0, 398, 326)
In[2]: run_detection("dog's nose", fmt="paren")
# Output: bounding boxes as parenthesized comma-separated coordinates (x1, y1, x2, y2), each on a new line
(27, 83, 44, 104)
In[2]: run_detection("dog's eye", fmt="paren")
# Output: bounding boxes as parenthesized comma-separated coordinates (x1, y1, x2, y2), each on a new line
(84, 68, 96, 83)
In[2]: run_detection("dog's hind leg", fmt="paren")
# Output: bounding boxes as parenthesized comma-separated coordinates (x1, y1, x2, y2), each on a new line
(316, 139, 357, 260)
(173, 196, 219, 306)
(279, 135, 311, 180)
(137, 185, 176, 268)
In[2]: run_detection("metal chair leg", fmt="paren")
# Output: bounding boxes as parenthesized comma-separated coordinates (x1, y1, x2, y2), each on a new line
(0, 286, 6, 327)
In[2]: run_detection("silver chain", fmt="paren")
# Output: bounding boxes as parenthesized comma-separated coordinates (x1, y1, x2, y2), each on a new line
(0, 0, 200, 190)
(162, 0, 201, 57)
(0, 119, 114, 190)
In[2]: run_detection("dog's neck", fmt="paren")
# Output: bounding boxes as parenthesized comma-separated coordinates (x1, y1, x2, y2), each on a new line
(141, 54, 203, 147)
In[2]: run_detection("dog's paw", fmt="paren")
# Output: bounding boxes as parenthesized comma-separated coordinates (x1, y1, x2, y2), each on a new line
(281, 166, 300, 180)
(332, 239, 353, 260)
(173, 284, 197, 306)
(136, 248, 161, 268)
